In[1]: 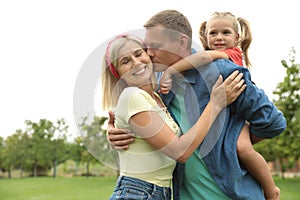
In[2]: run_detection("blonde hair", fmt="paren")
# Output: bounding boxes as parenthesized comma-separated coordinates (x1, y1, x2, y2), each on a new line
(199, 12, 252, 68)
(101, 34, 157, 110)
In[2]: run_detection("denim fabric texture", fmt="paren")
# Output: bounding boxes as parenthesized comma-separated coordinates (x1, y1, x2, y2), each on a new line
(109, 176, 171, 200)
(162, 59, 286, 200)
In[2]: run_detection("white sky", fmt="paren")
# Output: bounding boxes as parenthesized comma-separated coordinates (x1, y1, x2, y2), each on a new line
(1, 0, 299, 139)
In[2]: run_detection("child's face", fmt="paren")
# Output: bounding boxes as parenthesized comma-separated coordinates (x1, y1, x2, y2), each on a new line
(206, 18, 239, 50)
(117, 40, 153, 87)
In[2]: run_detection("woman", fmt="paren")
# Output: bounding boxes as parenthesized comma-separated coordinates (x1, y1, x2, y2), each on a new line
(101, 34, 245, 200)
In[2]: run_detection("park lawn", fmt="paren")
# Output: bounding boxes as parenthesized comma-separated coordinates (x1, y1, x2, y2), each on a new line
(274, 177, 300, 200)
(0, 176, 299, 200)
(0, 176, 117, 200)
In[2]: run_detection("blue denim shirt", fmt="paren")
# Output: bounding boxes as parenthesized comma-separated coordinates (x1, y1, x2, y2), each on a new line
(161, 59, 286, 200)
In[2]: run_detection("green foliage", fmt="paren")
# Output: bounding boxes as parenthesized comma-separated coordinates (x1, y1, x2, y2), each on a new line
(274, 48, 300, 121)
(1, 130, 32, 177)
(25, 119, 70, 177)
(77, 115, 118, 173)
(0, 114, 118, 178)
(0, 119, 69, 177)
(0, 136, 4, 170)
(255, 47, 300, 177)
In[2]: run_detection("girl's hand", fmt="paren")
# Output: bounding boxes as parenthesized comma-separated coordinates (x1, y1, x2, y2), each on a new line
(159, 71, 172, 94)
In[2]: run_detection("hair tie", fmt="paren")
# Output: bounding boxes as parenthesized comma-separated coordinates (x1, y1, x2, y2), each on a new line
(105, 34, 128, 79)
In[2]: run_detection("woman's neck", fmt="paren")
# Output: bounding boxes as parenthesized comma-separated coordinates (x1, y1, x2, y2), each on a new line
(140, 84, 165, 108)
(140, 84, 155, 96)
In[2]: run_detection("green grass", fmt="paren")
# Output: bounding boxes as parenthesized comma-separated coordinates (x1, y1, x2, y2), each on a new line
(274, 177, 300, 200)
(0, 176, 299, 200)
(0, 176, 117, 200)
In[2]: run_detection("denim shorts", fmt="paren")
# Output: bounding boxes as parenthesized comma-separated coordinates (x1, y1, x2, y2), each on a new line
(109, 176, 171, 200)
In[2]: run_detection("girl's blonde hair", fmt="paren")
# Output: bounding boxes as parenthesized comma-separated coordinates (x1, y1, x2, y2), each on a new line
(199, 12, 252, 68)
(101, 34, 157, 110)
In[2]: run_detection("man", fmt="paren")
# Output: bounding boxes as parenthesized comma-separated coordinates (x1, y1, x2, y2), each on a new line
(107, 10, 286, 199)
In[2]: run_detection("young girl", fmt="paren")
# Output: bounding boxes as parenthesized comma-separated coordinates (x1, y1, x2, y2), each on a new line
(102, 34, 244, 200)
(159, 12, 280, 200)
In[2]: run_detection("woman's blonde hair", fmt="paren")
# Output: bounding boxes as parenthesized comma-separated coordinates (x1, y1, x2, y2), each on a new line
(101, 34, 157, 110)
(199, 12, 252, 68)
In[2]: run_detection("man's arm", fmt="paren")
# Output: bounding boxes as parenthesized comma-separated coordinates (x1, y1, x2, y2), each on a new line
(106, 111, 135, 150)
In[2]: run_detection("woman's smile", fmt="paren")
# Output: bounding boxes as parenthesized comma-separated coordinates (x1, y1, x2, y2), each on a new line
(132, 65, 147, 76)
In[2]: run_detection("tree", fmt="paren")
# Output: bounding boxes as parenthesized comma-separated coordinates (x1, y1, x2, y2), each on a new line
(78, 115, 118, 176)
(255, 47, 300, 178)
(0, 136, 5, 177)
(25, 118, 68, 177)
(48, 119, 69, 178)
(2, 129, 32, 178)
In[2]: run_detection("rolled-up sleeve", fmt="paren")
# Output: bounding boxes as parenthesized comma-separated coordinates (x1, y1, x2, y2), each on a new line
(219, 60, 287, 138)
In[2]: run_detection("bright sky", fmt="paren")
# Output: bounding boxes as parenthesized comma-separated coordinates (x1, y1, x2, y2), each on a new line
(1, 0, 299, 139)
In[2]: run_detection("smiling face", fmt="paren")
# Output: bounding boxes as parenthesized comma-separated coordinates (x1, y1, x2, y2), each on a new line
(116, 40, 153, 87)
(206, 18, 239, 50)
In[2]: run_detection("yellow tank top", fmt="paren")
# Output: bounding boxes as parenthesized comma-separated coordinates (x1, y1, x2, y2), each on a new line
(115, 87, 180, 187)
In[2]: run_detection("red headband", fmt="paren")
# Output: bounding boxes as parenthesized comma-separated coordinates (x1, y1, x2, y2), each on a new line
(105, 34, 128, 79)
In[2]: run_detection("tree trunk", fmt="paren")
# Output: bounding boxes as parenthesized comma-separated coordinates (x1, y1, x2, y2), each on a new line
(75, 161, 79, 176)
(20, 165, 24, 178)
(8, 168, 11, 179)
(279, 158, 285, 179)
(86, 161, 90, 178)
(33, 159, 38, 177)
(52, 160, 57, 178)
(275, 159, 280, 176)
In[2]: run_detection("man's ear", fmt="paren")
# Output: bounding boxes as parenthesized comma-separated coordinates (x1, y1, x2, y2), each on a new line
(179, 34, 188, 51)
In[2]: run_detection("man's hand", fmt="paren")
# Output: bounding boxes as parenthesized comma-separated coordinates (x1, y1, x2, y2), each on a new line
(106, 111, 135, 150)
